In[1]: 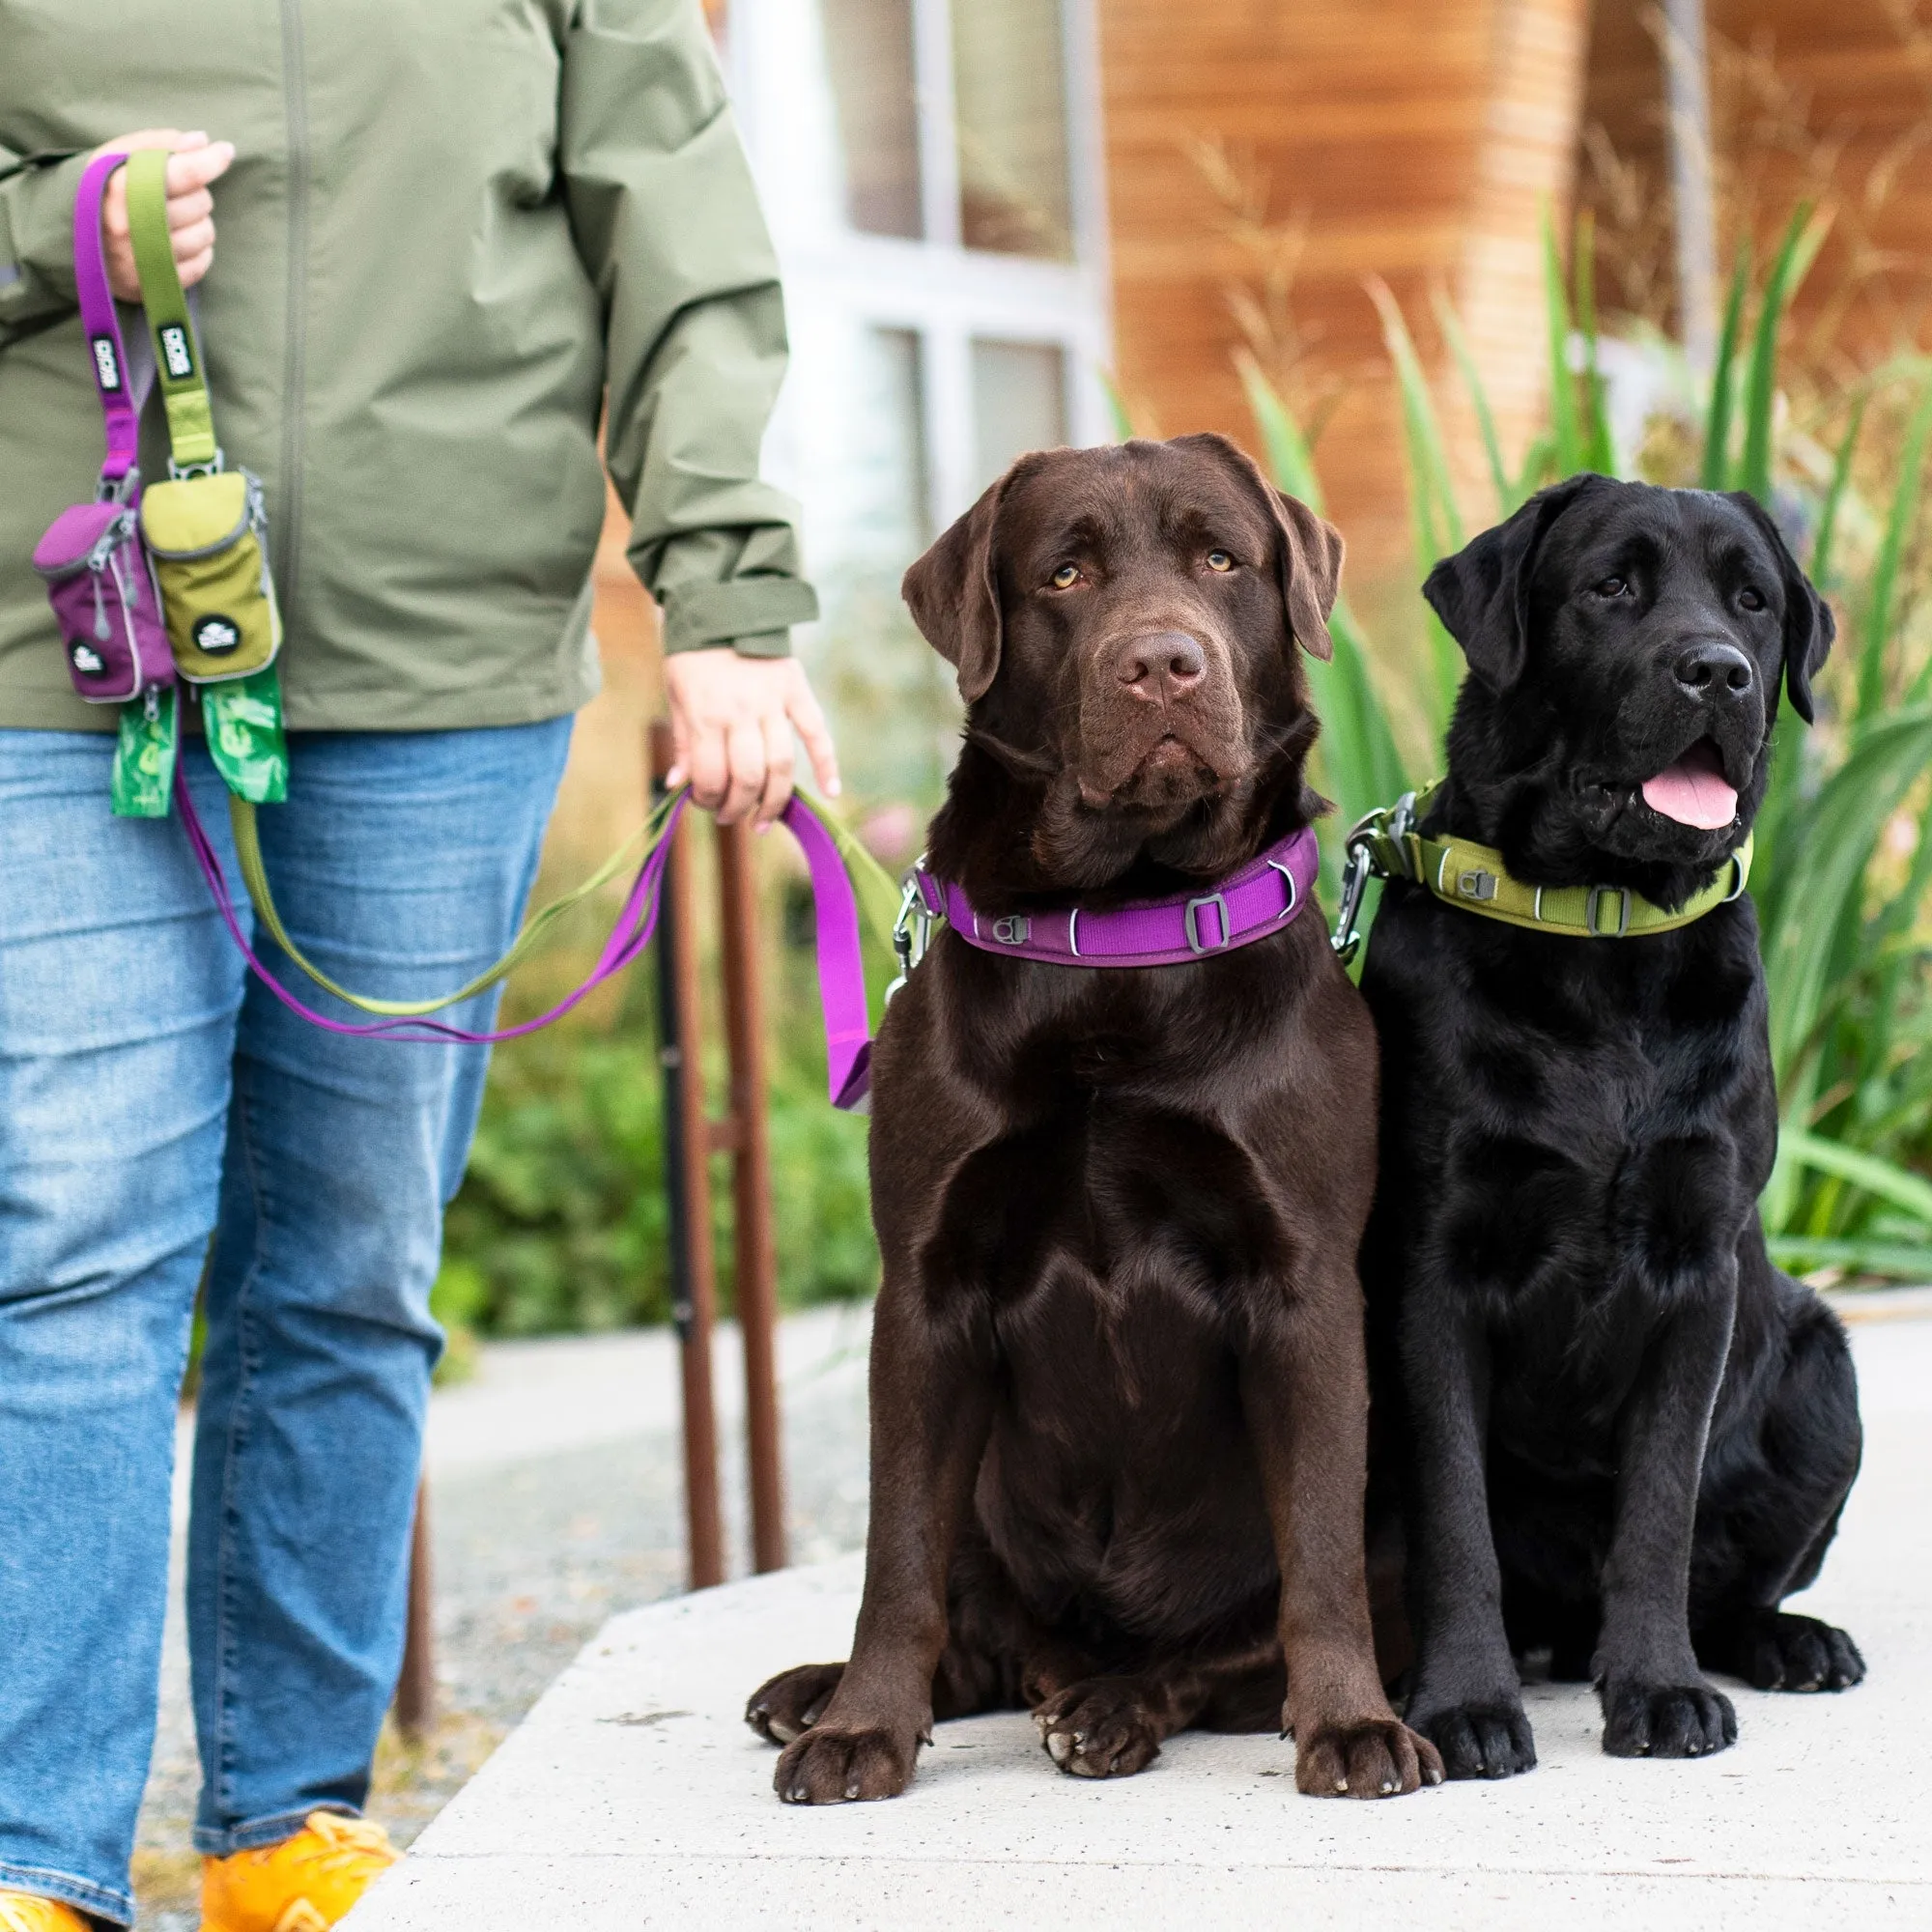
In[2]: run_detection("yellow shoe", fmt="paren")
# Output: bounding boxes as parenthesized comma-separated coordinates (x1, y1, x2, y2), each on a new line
(199, 1812, 399, 1932)
(0, 1894, 92, 1932)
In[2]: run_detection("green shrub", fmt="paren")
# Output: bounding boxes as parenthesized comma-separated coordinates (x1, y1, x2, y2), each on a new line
(440, 931, 879, 1338)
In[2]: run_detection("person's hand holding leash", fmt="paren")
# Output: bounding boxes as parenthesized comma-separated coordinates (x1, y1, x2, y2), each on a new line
(89, 128, 235, 301)
(665, 647, 840, 827)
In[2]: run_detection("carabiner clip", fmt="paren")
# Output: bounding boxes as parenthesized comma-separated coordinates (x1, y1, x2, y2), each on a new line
(1330, 790, 1416, 963)
(884, 859, 936, 1005)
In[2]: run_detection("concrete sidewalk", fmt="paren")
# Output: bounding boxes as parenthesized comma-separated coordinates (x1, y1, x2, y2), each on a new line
(346, 1318, 1932, 1931)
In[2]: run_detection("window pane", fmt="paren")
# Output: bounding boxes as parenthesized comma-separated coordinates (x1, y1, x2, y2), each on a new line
(853, 326, 931, 556)
(808, 326, 953, 809)
(952, 0, 1073, 259)
(971, 339, 1067, 494)
(820, 0, 923, 239)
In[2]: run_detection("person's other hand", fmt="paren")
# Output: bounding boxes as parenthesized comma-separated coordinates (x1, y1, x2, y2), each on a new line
(664, 648, 841, 827)
(89, 129, 236, 302)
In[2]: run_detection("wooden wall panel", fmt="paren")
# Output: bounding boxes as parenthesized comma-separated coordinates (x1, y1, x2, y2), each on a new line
(1579, 0, 1932, 359)
(1099, 0, 1588, 582)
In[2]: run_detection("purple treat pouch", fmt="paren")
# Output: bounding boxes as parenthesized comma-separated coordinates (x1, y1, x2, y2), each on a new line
(35, 151, 176, 703)
(35, 500, 173, 701)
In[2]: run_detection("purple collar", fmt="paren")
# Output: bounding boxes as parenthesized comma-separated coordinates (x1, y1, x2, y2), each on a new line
(915, 823, 1321, 969)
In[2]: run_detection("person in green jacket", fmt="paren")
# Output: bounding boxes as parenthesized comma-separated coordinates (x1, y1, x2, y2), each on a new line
(0, 6, 838, 1928)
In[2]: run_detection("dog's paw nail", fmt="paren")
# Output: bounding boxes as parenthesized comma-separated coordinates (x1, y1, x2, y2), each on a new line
(1380, 1778, 1397, 1794)
(1072, 1730, 1087, 1745)
(1334, 1777, 1349, 1793)
(1047, 1730, 1073, 1764)
(1425, 1767, 1443, 1786)
(844, 1781, 860, 1800)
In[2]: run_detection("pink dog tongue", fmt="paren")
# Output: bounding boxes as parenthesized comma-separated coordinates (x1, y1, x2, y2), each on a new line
(1641, 742, 1737, 830)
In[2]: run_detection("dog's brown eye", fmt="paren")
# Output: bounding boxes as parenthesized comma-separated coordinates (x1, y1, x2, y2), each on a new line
(1050, 563, 1080, 589)
(1594, 576, 1629, 599)
(1206, 550, 1234, 573)
(1739, 586, 1766, 611)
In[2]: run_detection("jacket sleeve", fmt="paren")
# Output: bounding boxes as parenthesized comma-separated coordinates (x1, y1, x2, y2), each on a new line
(0, 144, 87, 350)
(560, 0, 817, 657)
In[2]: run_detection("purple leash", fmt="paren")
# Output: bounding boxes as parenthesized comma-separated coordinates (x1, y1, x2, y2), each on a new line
(73, 152, 147, 491)
(173, 771, 878, 1108)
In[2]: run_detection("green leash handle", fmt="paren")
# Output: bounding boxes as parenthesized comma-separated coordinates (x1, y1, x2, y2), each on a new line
(218, 784, 903, 1022)
(227, 789, 684, 1017)
(126, 148, 219, 474)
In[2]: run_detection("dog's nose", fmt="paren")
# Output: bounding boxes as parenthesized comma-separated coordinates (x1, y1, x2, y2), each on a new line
(1112, 631, 1207, 700)
(1673, 639, 1754, 698)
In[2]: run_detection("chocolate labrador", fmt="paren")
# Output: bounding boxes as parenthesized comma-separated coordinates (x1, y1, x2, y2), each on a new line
(1361, 475, 1864, 1778)
(747, 434, 1440, 1802)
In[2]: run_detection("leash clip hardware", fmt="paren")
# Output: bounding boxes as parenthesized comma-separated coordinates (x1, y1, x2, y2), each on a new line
(1332, 788, 1415, 963)
(885, 858, 936, 1006)
(167, 446, 226, 483)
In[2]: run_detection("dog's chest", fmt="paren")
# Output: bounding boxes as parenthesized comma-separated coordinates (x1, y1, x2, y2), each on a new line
(1415, 922, 1767, 1308)
(927, 1090, 1293, 1309)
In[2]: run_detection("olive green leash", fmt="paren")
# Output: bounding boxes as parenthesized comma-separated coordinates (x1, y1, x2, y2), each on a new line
(1330, 782, 1752, 962)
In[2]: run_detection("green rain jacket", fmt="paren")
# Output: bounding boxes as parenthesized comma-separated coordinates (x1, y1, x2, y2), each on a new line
(0, 0, 816, 732)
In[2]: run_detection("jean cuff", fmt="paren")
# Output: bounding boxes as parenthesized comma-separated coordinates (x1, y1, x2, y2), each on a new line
(0, 1858, 133, 1928)
(191, 1802, 359, 1859)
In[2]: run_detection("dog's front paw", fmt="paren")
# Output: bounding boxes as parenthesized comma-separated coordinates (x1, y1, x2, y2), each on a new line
(775, 1722, 921, 1804)
(746, 1662, 845, 1745)
(1703, 1610, 1864, 1693)
(1032, 1677, 1163, 1778)
(1293, 1716, 1442, 1797)
(1406, 1699, 1537, 1780)
(1601, 1676, 1736, 1758)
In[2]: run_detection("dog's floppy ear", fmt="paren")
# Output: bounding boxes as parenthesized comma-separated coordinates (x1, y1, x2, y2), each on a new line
(1424, 472, 1606, 692)
(902, 471, 1014, 702)
(1187, 433, 1344, 661)
(1724, 491, 1835, 724)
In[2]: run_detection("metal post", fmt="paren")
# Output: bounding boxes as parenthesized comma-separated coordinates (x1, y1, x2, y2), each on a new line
(1662, 0, 1719, 372)
(650, 722, 724, 1591)
(394, 1477, 436, 1738)
(717, 819, 787, 1573)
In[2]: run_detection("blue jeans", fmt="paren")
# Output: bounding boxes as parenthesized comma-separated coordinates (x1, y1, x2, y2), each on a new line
(0, 719, 571, 1925)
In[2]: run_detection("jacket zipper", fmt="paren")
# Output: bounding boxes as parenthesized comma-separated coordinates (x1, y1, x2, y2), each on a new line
(277, 0, 309, 630)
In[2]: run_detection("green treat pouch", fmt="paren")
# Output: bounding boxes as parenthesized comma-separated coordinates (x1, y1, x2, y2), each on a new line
(140, 469, 282, 682)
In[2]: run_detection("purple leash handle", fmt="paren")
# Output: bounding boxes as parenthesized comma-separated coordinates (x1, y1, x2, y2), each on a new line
(174, 774, 878, 1108)
(72, 153, 144, 488)
(781, 798, 875, 1109)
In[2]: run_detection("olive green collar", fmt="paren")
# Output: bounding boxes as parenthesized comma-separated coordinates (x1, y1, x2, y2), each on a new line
(1332, 782, 1750, 959)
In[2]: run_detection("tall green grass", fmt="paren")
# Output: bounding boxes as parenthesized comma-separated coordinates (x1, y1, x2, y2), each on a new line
(1248, 210, 1932, 1283)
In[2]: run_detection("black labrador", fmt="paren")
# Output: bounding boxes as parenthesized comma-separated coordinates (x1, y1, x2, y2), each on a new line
(747, 434, 1439, 1802)
(1361, 473, 1864, 1777)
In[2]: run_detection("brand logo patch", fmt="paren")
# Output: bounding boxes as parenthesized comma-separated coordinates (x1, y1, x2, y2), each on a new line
(91, 335, 123, 392)
(191, 613, 242, 655)
(70, 640, 107, 676)
(159, 323, 194, 381)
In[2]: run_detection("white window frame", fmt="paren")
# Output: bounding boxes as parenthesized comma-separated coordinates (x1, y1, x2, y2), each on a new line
(726, 0, 1113, 536)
